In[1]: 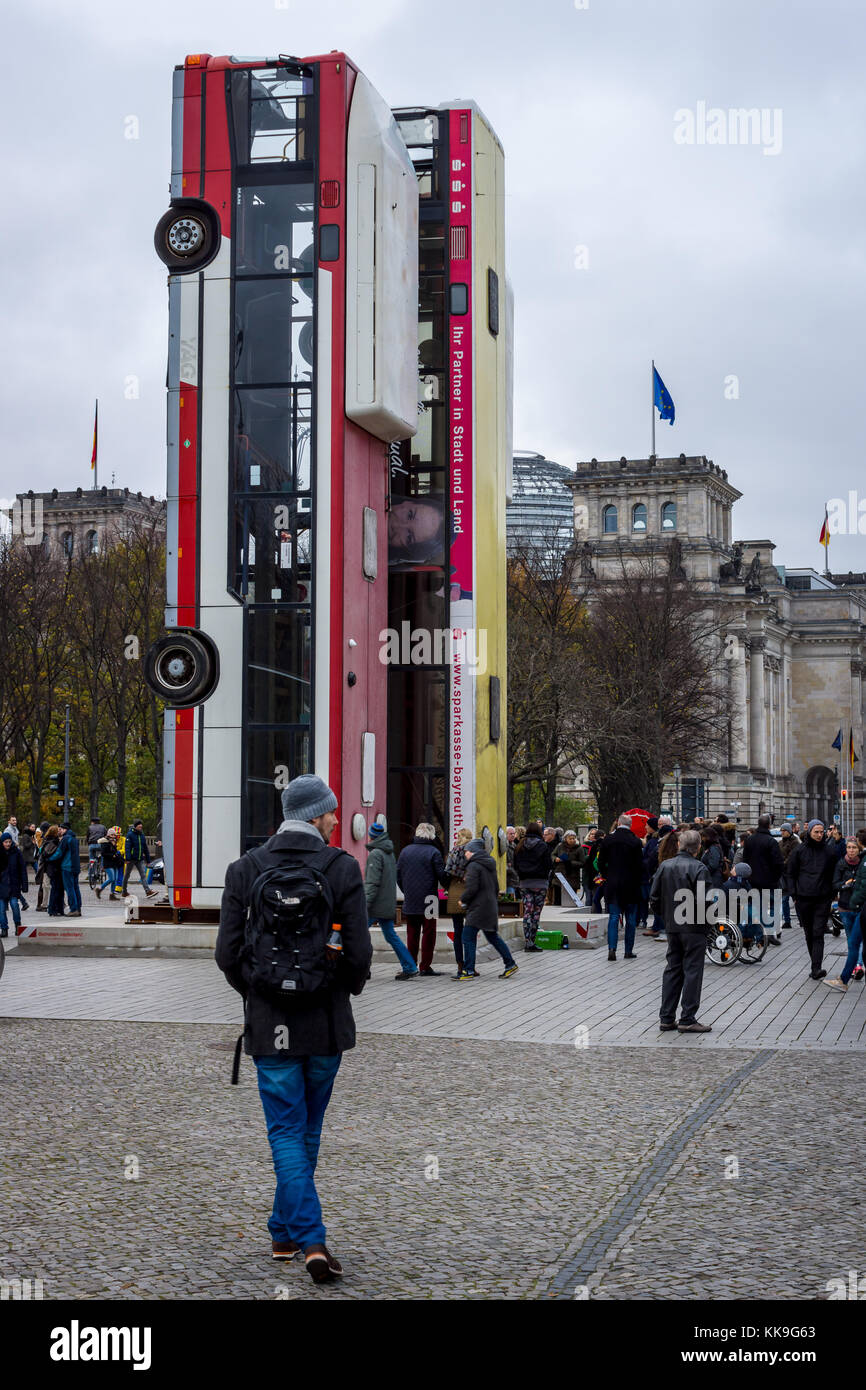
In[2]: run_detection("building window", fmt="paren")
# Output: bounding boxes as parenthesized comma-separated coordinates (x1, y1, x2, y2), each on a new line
(86, 529, 99, 555)
(661, 501, 677, 531)
(61, 531, 74, 557)
(632, 502, 647, 532)
(602, 504, 618, 534)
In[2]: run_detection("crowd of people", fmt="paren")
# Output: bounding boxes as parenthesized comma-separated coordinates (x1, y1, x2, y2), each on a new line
(0, 814, 160, 931)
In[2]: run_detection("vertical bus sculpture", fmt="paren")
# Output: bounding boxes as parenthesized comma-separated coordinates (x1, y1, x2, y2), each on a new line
(388, 103, 510, 875)
(145, 53, 418, 912)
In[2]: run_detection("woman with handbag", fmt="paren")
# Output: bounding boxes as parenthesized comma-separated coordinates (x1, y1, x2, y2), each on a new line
(444, 827, 474, 978)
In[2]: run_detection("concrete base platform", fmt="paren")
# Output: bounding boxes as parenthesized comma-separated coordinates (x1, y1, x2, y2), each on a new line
(13, 905, 610, 957)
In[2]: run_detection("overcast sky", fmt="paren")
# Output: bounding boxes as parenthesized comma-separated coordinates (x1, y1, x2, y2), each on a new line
(4, 0, 865, 571)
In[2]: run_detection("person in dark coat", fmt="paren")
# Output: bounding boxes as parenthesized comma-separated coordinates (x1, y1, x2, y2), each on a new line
(216, 773, 372, 1285)
(826, 824, 847, 861)
(513, 821, 552, 951)
(824, 837, 865, 992)
(778, 824, 799, 927)
(40, 825, 65, 916)
(122, 820, 157, 898)
(786, 820, 837, 979)
(396, 823, 446, 976)
(598, 814, 644, 961)
(738, 814, 784, 945)
(457, 839, 518, 979)
(364, 823, 417, 980)
(0, 832, 28, 936)
(650, 828, 713, 1033)
(553, 831, 585, 902)
(700, 827, 727, 889)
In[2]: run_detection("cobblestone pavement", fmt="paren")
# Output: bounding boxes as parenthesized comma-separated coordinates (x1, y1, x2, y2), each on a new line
(1, 1017, 863, 1300)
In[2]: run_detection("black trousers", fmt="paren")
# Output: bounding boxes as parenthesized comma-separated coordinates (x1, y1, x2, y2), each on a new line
(660, 932, 707, 1026)
(795, 897, 830, 973)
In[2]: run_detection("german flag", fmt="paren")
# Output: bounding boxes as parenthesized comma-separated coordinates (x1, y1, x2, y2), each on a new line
(851, 728, 859, 770)
(91, 400, 98, 470)
(819, 504, 829, 549)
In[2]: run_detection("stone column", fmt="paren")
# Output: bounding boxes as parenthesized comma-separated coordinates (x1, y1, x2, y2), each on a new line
(729, 630, 749, 768)
(749, 635, 767, 775)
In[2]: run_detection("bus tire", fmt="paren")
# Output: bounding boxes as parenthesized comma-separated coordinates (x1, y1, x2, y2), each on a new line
(144, 631, 219, 707)
(154, 201, 220, 273)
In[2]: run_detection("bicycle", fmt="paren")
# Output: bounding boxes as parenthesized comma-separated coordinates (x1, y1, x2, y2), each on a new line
(88, 846, 105, 892)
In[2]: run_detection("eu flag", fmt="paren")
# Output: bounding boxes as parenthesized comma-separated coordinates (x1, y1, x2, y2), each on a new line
(831, 729, 843, 750)
(653, 367, 675, 424)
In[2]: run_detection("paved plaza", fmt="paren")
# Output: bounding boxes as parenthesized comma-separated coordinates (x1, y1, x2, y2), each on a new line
(1, 928, 864, 1300)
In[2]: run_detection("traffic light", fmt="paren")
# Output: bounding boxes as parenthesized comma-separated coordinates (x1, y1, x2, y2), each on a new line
(841, 789, 848, 802)
(49, 771, 65, 795)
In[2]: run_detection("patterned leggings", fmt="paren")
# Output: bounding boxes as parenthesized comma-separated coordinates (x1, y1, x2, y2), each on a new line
(521, 888, 547, 944)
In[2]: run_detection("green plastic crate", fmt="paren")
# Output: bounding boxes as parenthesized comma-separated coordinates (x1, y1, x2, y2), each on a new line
(535, 929, 568, 950)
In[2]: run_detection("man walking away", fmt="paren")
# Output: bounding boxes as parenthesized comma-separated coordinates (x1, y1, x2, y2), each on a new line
(396, 823, 446, 976)
(598, 814, 644, 961)
(651, 829, 713, 1033)
(364, 822, 418, 980)
(787, 820, 838, 979)
(741, 813, 784, 946)
(0, 832, 28, 936)
(456, 838, 518, 980)
(216, 773, 372, 1285)
(122, 819, 157, 898)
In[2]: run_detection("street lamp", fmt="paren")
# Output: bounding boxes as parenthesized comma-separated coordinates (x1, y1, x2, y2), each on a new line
(673, 763, 682, 823)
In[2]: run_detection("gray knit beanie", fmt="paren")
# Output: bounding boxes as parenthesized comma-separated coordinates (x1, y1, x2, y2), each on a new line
(280, 774, 337, 822)
(465, 838, 486, 854)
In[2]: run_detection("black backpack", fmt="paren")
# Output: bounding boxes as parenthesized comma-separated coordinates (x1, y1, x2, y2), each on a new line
(242, 845, 344, 1004)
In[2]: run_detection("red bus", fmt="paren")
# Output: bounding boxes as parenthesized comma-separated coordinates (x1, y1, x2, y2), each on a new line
(145, 52, 418, 911)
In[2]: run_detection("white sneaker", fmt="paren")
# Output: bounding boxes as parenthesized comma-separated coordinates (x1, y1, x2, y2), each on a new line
(823, 977, 847, 992)
(653, 932, 668, 942)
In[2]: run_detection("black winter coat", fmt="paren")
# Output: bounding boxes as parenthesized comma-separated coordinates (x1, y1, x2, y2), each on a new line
(787, 838, 836, 900)
(460, 851, 500, 929)
(216, 830, 372, 1057)
(396, 838, 446, 915)
(598, 828, 643, 906)
(832, 854, 862, 909)
(649, 852, 712, 934)
(0, 844, 28, 898)
(513, 835, 552, 888)
(741, 830, 784, 890)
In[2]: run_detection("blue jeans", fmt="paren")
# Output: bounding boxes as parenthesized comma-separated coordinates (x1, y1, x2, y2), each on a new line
(371, 917, 417, 974)
(104, 866, 121, 896)
(781, 893, 791, 925)
(840, 910, 863, 984)
(462, 924, 515, 974)
(607, 901, 638, 953)
(0, 896, 21, 931)
(62, 867, 81, 912)
(254, 1053, 342, 1249)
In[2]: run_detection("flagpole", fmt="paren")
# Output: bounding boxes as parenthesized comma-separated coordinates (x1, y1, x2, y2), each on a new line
(92, 398, 98, 490)
(651, 360, 656, 458)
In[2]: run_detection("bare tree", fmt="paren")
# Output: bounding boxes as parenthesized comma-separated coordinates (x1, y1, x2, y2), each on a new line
(578, 542, 732, 827)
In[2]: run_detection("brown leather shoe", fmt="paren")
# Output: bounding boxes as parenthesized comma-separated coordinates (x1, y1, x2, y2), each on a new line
(677, 1020, 712, 1033)
(271, 1240, 300, 1261)
(304, 1244, 343, 1282)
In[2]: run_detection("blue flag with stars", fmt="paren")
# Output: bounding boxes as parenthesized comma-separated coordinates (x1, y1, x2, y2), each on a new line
(831, 728, 843, 750)
(653, 366, 675, 424)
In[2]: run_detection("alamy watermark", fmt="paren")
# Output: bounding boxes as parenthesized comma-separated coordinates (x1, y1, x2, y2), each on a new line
(673, 886, 783, 926)
(825, 492, 866, 535)
(0, 496, 44, 545)
(674, 102, 782, 156)
(379, 623, 487, 673)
